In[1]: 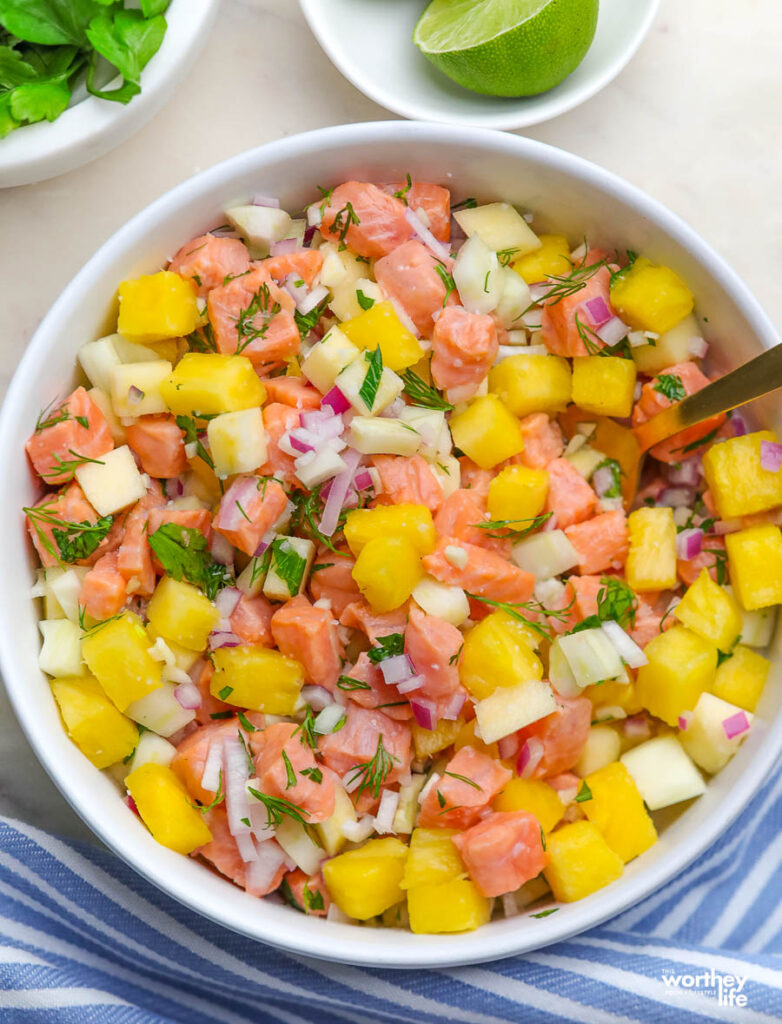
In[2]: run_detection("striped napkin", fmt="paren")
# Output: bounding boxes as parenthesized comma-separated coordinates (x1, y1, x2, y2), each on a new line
(0, 768, 780, 1024)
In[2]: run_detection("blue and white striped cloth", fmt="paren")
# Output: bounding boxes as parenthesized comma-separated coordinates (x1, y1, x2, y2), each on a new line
(0, 768, 780, 1023)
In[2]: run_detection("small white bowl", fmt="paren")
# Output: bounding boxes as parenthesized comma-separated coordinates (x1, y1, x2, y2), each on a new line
(299, 0, 659, 130)
(1, 122, 779, 967)
(0, 0, 220, 189)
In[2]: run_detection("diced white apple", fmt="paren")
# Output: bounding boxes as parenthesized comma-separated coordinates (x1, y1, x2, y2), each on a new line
(294, 447, 347, 489)
(263, 536, 315, 601)
(348, 417, 421, 456)
(87, 387, 126, 445)
(289, 218, 307, 246)
(39, 619, 83, 677)
(75, 445, 147, 516)
(431, 455, 461, 500)
(127, 731, 177, 774)
(275, 817, 324, 875)
(78, 334, 158, 393)
(575, 725, 622, 777)
(207, 408, 267, 479)
(453, 202, 541, 256)
(452, 235, 503, 315)
(565, 444, 606, 481)
(512, 530, 580, 579)
(412, 576, 470, 626)
(724, 585, 776, 648)
(315, 784, 357, 855)
(225, 205, 292, 254)
(444, 544, 468, 570)
(110, 360, 172, 418)
(621, 735, 706, 810)
(125, 681, 194, 737)
(494, 267, 532, 329)
(553, 629, 625, 690)
(475, 679, 557, 744)
(329, 278, 384, 323)
(49, 567, 89, 623)
(399, 407, 448, 460)
(318, 241, 367, 290)
(168, 495, 209, 512)
(236, 556, 267, 598)
(392, 774, 428, 834)
(631, 315, 701, 374)
(547, 640, 582, 698)
(335, 353, 403, 416)
(301, 327, 360, 394)
(33, 568, 64, 620)
(534, 577, 567, 608)
(679, 692, 754, 774)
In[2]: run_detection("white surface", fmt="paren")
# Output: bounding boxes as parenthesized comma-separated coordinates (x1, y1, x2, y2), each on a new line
(0, 0, 220, 188)
(1, 120, 781, 967)
(299, 0, 659, 129)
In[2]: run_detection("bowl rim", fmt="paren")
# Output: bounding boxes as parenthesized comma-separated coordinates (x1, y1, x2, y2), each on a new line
(1, 120, 780, 967)
(297, 0, 661, 130)
(0, 0, 221, 189)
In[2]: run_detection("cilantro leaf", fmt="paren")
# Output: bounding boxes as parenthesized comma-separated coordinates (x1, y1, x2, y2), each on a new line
(270, 537, 307, 597)
(0, 0, 105, 46)
(575, 781, 593, 803)
(148, 523, 232, 600)
(654, 373, 686, 403)
(86, 8, 167, 105)
(356, 289, 375, 311)
(358, 346, 383, 411)
(367, 633, 405, 664)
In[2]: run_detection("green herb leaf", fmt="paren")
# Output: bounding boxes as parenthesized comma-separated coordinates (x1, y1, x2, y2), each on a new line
(436, 789, 446, 808)
(237, 711, 257, 733)
(401, 369, 454, 411)
(271, 537, 307, 596)
(300, 765, 323, 785)
(367, 633, 405, 664)
(148, 522, 232, 600)
(594, 458, 623, 499)
(281, 749, 296, 790)
(303, 881, 324, 912)
(392, 173, 412, 205)
(356, 289, 375, 311)
(175, 414, 215, 470)
(530, 907, 559, 919)
(575, 781, 593, 803)
(232, 281, 282, 355)
(294, 298, 328, 339)
(443, 771, 481, 790)
(472, 512, 553, 541)
(526, 257, 611, 313)
(337, 675, 371, 691)
(247, 788, 309, 829)
(433, 262, 456, 307)
(217, 685, 233, 701)
(86, 8, 167, 104)
(346, 734, 397, 800)
(0, 0, 105, 46)
(358, 346, 383, 411)
(654, 373, 686, 403)
(609, 250, 637, 288)
(294, 706, 317, 750)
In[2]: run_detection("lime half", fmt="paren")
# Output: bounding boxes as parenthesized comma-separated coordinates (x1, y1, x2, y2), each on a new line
(413, 0, 600, 98)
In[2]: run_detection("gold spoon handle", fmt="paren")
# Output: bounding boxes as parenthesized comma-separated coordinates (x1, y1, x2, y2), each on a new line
(633, 343, 782, 452)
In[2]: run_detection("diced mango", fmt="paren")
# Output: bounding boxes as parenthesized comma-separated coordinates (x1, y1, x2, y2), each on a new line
(343, 504, 436, 557)
(351, 536, 423, 613)
(341, 300, 424, 371)
(625, 506, 677, 591)
(408, 878, 491, 934)
(125, 762, 212, 854)
(322, 837, 408, 920)
(581, 762, 657, 863)
(544, 820, 624, 902)
(609, 257, 694, 334)
(711, 645, 770, 712)
(146, 577, 220, 652)
(572, 356, 637, 418)
(493, 777, 564, 833)
(401, 828, 464, 889)
(412, 718, 463, 760)
(489, 354, 571, 418)
(674, 569, 742, 652)
(725, 524, 782, 610)
(582, 679, 642, 716)
(81, 612, 162, 712)
(161, 353, 266, 416)
(459, 610, 543, 700)
(635, 625, 718, 726)
(51, 675, 138, 769)
(449, 395, 524, 470)
(452, 719, 499, 760)
(511, 234, 571, 284)
(702, 431, 782, 520)
(210, 646, 304, 714)
(118, 271, 199, 343)
(488, 465, 549, 522)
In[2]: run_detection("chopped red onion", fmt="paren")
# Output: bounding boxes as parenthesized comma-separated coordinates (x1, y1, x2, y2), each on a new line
(668, 458, 701, 487)
(658, 486, 696, 509)
(215, 587, 242, 619)
(283, 273, 309, 306)
(245, 839, 289, 892)
(397, 675, 424, 694)
(597, 316, 629, 347)
(322, 386, 351, 415)
(373, 790, 400, 835)
(164, 476, 185, 498)
(388, 295, 421, 338)
(379, 396, 407, 419)
(289, 433, 315, 455)
(216, 477, 259, 532)
(125, 795, 139, 816)
(418, 772, 441, 805)
(209, 630, 242, 651)
(439, 690, 466, 721)
(319, 448, 361, 537)
(731, 411, 750, 437)
(252, 194, 279, 208)
(298, 285, 329, 316)
(404, 206, 451, 262)
(592, 465, 615, 499)
(210, 531, 235, 567)
(270, 238, 298, 256)
(410, 698, 437, 731)
(601, 620, 648, 669)
(128, 385, 144, 404)
(581, 296, 612, 327)
(623, 714, 651, 740)
(353, 469, 374, 491)
(200, 738, 223, 793)
(517, 737, 544, 778)
(760, 440, 782, 473)
(676, 527, 703, 561)
(379, 654, 415, 686)
(174, 681, 202, 710)
(299, 411, 345, 439)
(498, 734, 520, 761)
(303, 224, 317, 247)
(688, 337, 709, 358)
(678, 712, 692, 732)
(300, 685, 333, 712)
(723, 710, 750, 739)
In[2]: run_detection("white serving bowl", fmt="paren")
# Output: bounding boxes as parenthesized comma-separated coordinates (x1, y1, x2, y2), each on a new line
(1, 122, 779, 968)
(0, 0, 219, 189)
(299, 0, 659, 130)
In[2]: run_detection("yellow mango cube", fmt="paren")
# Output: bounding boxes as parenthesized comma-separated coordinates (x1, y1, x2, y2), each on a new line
(544, 820, 624, 902)
(408, 878, 491, 934)
(609, 257, 694, 334)
(636, 625, 718, 726)
(322, 837, 408, 920)
(459, 610, 542, 700)
(582, 762, 657, 863)
(82, 612, 162, 712)
(412, 718, 463, 760)
(583, 679, 642, 716)
(401, 828, 464, 889)
(493, 777, 564, 833)
(725, 525, 782, 610)
(343, 504, 436, 557)
(118, 271, 199, 343)
(572, 356, 637, 418)
(210, 646, 304, 714)
(341, 300, 424, 371)
(351, 536, 423, 613)
(511, 234, 571, 284)
(711, 645, 770, 712)
(489, 354, 571, 418)
(161, 353, 266, 417)
(702, 431, 782, 520)
(450, 395, 525, 470)
(452, 719, 499, 760)
(147, 577, 220, 652)
(625, 506, 677, 591)
(51, 675, 138, 769)
(488, 465, 549, 522)
(126, 762, 212, 854)
(674, 569, 742, 652)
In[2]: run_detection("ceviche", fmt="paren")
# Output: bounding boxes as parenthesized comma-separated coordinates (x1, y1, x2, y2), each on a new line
(25, 178, 780, 933)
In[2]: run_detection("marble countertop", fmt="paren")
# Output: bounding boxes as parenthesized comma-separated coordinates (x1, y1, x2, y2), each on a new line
(1, 0, 780, 844)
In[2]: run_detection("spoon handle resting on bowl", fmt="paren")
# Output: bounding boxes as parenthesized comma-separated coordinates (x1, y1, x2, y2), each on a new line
(633, 343, 782, 453)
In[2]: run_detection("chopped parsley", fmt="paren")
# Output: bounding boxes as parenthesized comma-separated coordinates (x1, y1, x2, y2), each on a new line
(300, 766, 323, 784)
(575, 781, 593, 803)
(24, 504, 114, 565)
(303, 881, 325, 913)
(530, 908, 559, 919)
(358, 346, 384, 411)
(175, 415, 215, 470)
(367, 633, 405, 664)
(654, 374, 687, 403)
(294, 298, 329, 338)
(217, 685, 233, 701)
(571, 577, 637, 633)
(147, 523, 232, 600)
(270, 537, 308, 596)
(356, 289, 375, 311)
(237, 711, 258, 733)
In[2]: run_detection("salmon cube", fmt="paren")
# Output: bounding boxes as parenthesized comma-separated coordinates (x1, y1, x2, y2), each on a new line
(434, 490, 509, 554)
(260, 376, 322, 410)
(257, 403, 300, 486)
(79, 551, 127, 621)
(208, 266, 299, 372)
(517, 695, 591, 778)
(431, 306, 498, 400)
(230, 593, 274, 646)
(148, 507, 211, 543)
(213, 477, 288, 556)
(339, 600, 408, 644)
(452, 810, 548, 897)
(375, 240, 452, 337)
(632, 362, 726, 464)
(199, 807, 286, 897)
(518, 413, 564, 469)
(318, 705, 411, 787)
(171, 719, 239, 804)
(541, 261, 612, 357)
(372, 454, 444, 513)
(418, 746, 511, 829)
(422, 537, 535, 606)
(565, 509, 629, 575)
(25, 482, 106, 569)
(270, 595, 343, 691)
(545, 458, 598, 528)
(26, 386, 114, 485)
(283, 868, 331, 916)
(168, 234, 250, 296)
(309, 550, 361, 616)
(379, 180, 451, 241)
(125, 414, 187, 479)
(404, 605, 465, 713)
(255, 722, 337, 824)
(338, 652, 412, 722)
(263, 249, 324, 289)
(321, 181, 411, 258)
